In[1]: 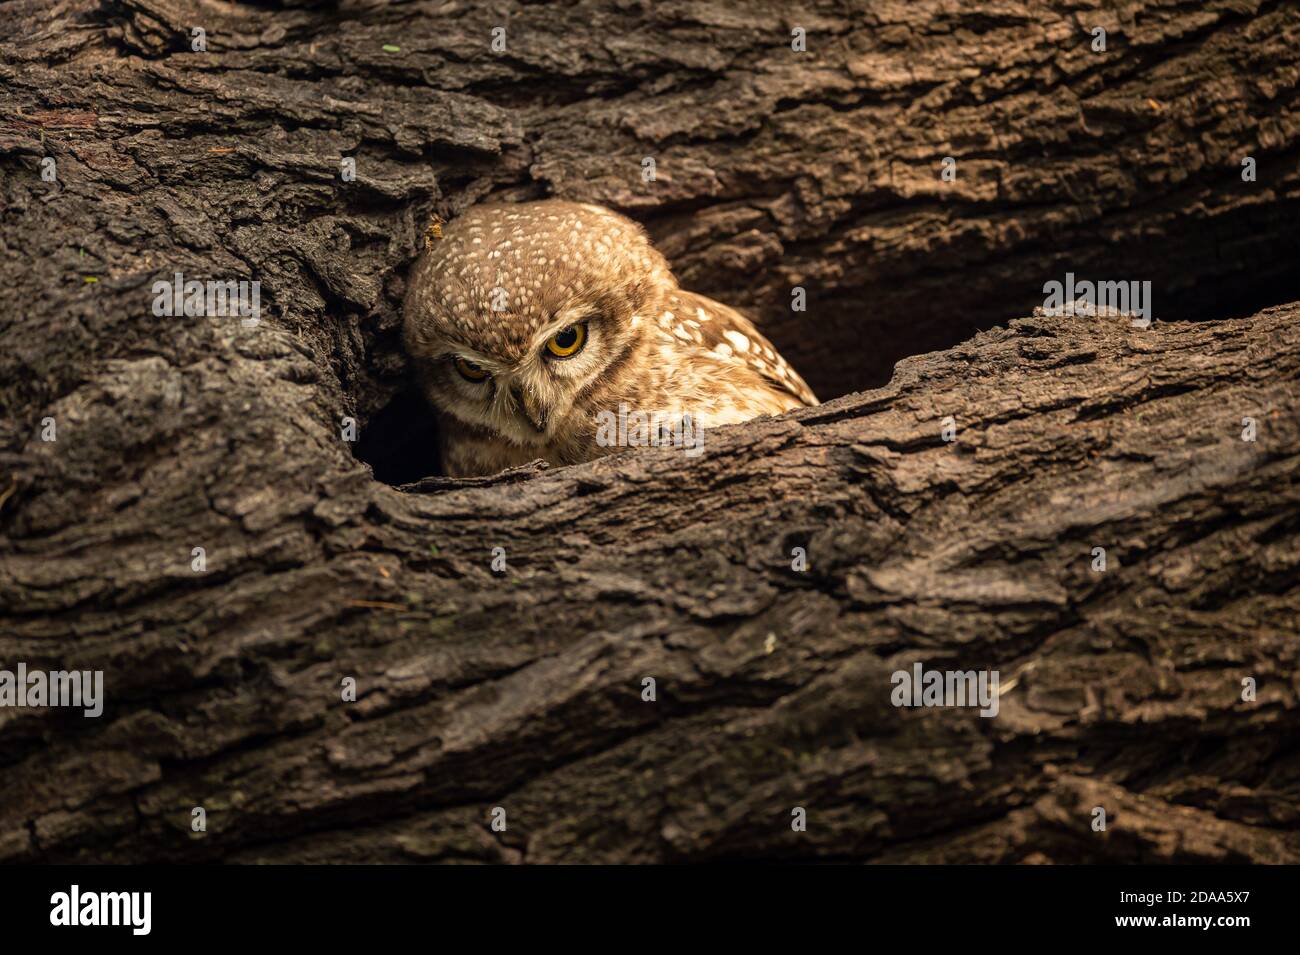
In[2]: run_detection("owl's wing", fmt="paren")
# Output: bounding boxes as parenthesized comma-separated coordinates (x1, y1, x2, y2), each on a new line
(666, 290, 819, 407)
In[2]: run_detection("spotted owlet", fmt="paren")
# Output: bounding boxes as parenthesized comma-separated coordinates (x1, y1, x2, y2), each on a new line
(402, 199, 818, 477)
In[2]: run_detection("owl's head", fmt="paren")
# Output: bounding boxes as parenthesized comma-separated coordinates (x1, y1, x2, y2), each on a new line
(403, 199, 676, 449)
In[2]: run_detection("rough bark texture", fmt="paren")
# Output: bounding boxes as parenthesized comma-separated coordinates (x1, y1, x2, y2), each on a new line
(1, 1, 1298, 863)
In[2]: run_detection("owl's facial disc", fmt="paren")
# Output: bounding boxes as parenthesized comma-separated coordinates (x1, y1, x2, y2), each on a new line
(402, 199, 679, 459)
(440, 313, 619, 447)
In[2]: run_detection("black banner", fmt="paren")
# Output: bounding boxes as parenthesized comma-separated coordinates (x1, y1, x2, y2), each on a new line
(0, 864, 1284, 941)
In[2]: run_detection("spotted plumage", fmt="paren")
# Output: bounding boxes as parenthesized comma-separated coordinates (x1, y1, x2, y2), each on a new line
(402, 199, 818, 477)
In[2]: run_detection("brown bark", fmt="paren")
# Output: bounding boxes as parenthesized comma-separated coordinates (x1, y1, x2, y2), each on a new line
(1, 0, 1298, 863)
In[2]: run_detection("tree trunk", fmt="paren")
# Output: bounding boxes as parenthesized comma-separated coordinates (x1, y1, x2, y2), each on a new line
(1, 0, 1297, 863)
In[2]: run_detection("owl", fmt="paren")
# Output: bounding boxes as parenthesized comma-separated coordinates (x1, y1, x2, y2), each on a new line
(402, 199, 818, 477)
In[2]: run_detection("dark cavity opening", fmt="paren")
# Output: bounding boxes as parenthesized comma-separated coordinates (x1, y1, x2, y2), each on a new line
(355, 190, 1300, 489)
(353, 388, 443, 486)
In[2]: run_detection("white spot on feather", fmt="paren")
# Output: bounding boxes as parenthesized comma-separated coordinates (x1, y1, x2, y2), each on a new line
(723, 330, 750, 353)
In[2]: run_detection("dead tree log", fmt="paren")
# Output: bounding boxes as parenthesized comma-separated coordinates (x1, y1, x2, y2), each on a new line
(0, 1, 1298, 863)
(2, 302, 1289, 862)
(3, 303, 1298, 863)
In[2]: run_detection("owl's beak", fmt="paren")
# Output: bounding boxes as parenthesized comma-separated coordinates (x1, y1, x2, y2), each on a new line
(510, 385, 547, 435)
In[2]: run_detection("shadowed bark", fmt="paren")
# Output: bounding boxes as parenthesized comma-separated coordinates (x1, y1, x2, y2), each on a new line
(0, 0, 1298, 863)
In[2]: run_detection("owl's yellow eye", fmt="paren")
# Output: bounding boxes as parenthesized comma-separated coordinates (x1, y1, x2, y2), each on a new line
(545, 323, 586, 358)
(454, 357, 490, 382)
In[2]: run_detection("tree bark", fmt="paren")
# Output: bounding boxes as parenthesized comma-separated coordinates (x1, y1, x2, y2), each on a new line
(1, 0, 1298, 863)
